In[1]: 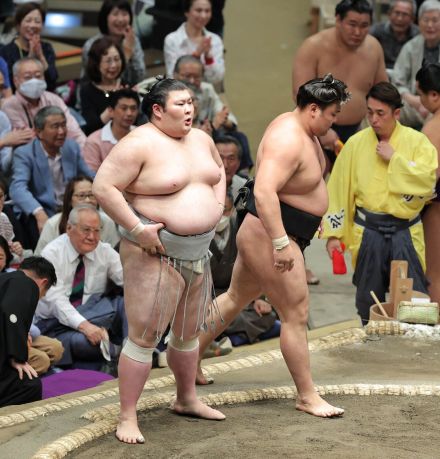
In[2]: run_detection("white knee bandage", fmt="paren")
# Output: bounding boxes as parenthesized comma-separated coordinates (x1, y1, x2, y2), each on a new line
(168, 330, 199, 352)
(121, 338, 154, 363)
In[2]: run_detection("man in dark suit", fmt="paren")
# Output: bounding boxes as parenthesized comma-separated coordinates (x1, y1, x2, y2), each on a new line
(0, 256, 57, 408)
(9, 106, 94, 249)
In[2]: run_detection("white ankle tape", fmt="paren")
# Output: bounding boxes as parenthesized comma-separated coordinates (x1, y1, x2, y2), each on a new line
(168, 330, 199, 352)
(121, 338, 154, 363)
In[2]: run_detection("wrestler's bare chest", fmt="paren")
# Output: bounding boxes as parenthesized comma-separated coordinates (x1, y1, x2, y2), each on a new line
(127, 141, 220, 196)
(317, 49, 376, 92)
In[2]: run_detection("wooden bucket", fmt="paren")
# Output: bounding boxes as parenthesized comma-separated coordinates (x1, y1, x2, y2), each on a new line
(369, 291, 430, 322)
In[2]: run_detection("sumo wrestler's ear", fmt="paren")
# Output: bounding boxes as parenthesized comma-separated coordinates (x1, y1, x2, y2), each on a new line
(152, 103, 163, 119)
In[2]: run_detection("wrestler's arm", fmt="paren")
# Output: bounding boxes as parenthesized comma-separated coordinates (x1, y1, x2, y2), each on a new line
(92, 131, 150, 231)
(253, 128, 301, 239)
(371, 38, 388, 84)
(208, 134, 227, 211)
(292, 37, 319, 99)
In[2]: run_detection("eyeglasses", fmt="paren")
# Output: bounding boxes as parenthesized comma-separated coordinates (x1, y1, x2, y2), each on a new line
(420, 17, 440, 26)
(101, 56, 121, 65)
(73, 192, 97, 201)
(76, 225, 101, 236)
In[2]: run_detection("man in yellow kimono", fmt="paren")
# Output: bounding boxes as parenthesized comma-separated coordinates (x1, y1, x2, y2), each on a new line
(323, 82, 438, 323)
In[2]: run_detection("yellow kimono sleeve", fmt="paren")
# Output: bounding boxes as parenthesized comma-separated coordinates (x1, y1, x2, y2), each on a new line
(388, 140, 438, 199)
(322, 141, 356, 246)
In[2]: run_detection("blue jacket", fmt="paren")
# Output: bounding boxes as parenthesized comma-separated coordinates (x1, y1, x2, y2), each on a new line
(10, 138, 94, 217)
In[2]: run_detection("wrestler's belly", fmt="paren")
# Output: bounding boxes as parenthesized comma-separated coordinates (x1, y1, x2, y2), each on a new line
(335, 89, 367, 126)
(279, 181, 328, 217)
(128, 183, 221, 235)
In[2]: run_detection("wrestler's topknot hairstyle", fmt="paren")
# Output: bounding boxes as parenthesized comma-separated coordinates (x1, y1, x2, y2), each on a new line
(141, 75, 189, 120)
(366, 82, 403, 110)
(416, 61, 440, 94)
(335, 0, 373, 20)
(296, 74, 351, 110)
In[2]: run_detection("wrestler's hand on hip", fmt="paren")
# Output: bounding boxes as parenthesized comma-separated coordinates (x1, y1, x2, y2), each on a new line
(136, 223, 165, 256)
(273, 244, 295, 273)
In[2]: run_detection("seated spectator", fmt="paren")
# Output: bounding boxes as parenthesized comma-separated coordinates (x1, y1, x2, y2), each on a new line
(0, 235, 63, 374)
(83, 88, 139, 172)
(2, 57, 86, 148)
(174, 56, 253, 173)
(370, 0, 419, 76)
(0, 56, 13, 99)
(27, 324, 64, 376)
(0, 2, 58, 92)
(215, 135, 246, 200)
(80, 37, 128, 135)
(0, 69, 33, 176)
(35, 176, 120, 254)
(35, 205, 126, 370)
(392, 0, 440, 129)
(0, 178, 27, 263)
(9, 106, 94, 250)
(164, 0, 225, 87)
(81, 0, 146, 87)
(0, 256, 57, 408)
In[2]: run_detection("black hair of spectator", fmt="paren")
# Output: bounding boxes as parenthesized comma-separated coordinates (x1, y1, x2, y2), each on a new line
(14, 2, 46, 27)
(416, 62, 440, 94)
(98, 0, 133, 35)
(59, 176, 94, 235)
(215, 135, 243, 161)
(0, 235, 13, 272)
(335, 0, 373, 20)
(174, 54, 204, 75)
(141, 76, 189, 120)
(86, 36, 126, 84)
(109, 88, 140, 109)
(183, 0, 213, 13)
(297, 74, 350, 110)
(19, 256, 57, 288)
(366, 82, 403, 110)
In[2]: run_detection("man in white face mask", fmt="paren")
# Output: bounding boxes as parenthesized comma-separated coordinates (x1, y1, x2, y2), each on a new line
(2, 58, 86, 149)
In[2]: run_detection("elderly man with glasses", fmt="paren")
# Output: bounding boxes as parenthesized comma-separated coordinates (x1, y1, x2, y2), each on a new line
(35, 204, 126, 371)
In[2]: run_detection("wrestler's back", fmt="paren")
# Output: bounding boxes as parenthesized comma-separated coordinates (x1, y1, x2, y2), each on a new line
(302, 29, 382, 125)
(255, 113, 328, 217)
(126, 125, 222, 235)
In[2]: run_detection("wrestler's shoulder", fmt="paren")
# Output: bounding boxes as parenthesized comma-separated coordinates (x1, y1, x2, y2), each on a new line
(264, 114, 305, 148)
(299, 28, 334, 52)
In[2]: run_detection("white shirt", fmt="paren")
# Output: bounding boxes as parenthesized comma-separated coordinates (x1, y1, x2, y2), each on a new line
(36, 234, 123, 329)
(164, 23, 225, 84)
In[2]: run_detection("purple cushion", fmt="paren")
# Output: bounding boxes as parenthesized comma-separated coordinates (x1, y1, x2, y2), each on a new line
(42, 369, 114, 399)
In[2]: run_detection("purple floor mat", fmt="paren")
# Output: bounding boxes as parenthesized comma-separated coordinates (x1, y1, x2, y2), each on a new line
(42, 369, 114, 399)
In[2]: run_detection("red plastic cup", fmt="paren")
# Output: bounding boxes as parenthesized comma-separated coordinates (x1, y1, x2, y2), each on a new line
(332, 243, 347, 275)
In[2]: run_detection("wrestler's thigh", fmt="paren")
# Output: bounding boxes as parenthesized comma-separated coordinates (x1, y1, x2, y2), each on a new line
(227, 252, 263, 305)
(172, 271, 205, 340)
(423, 204, 440, 274)
(242, 238, 309, 323)
(119, 238, 185, 345)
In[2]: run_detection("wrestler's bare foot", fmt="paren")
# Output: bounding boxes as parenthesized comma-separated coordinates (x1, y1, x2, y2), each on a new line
(296, 392, 344, 418)
(171, 398, 225, 420)
(116, 416, 145, 444)
(195, 364, 214, 385)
